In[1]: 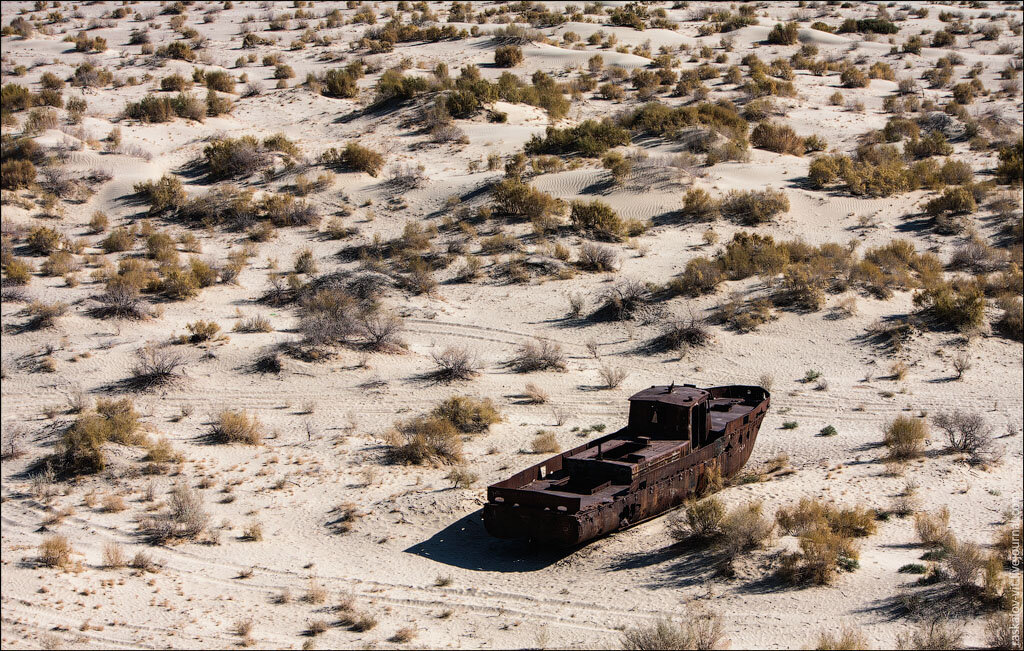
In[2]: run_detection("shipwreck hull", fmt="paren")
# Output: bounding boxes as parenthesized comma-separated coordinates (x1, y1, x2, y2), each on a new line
(484, 384, 769, 547)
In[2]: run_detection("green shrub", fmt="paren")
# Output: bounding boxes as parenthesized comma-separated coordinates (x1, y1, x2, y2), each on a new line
(491, 178, 563, 221)
(525, 119, 630, 157)
(913, 280, 986, 332)
(27, 226, 64, 255)
(3, 257, 33, 284)
(203, 136, 267, 179)
(494, 45, 524, 68)
(202, 69, 235, 93)
(101, 227, 134, 254)
(569, 200, 624, 239)
(838, 18, 899, 34)
(667, 497, 725, 541)
(320, 67, 359, 98)
(160, 74, 192, 92)
(1, 83, 33, 112)
(996, 138, 1022, 185)
(840, 67, 869, 88)
(751, 121, 804, 155)
(373, 68, 433, 106)
(319, 143, 385, 177)
(672, 256, 724, 296)
(720, 189, 789, 225)
(1, 159, 36, 189)
(925, 186, 977, 217)
(159, 40, 195, 61)
(385, 415, 462, 465)
(619, 102, 748, 141)
(905, 131, 953, 159)
(430, 396, 501, 434)
(123, 94, 175, 122)
(134, 174, 186, 214)
(767, 22, 799, 45)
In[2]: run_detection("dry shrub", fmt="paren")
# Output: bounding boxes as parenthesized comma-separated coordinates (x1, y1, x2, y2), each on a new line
(895, 620, 964, 650)
(430, 396, 501, 433)
(883, 416, 928, 460)
(814, 626, 870, 650)
(681, 188, 720, 221)
(509, 339, 566, 372)
(718, 501, 775, 561)
(577, 242, 618, 272)
(945, 540, 985, 589)
(210, 410, 263, 445)
(445, 466, 479, 489)
(667, 497, 725, 542)
(358, 312, 404, 350)
(23, 301, 68, 330)
(102, 493, 127, 512)
(985, 612, 1022, 650)
(57, 398, 142, 475)
(593, 279, 652, 321)
(186, 320, 220, 343)
(234, 314, 272, 333)
(130, 550, 156, 572)
(932, 411, 993, 459)
(531, 430, 560, 454)
(914, 507, 953, 549)
(102, 542, 127, 569)
(598, 364, 627, 389)
(779, 523, 859, 585)
(720, 189, 789, 225)
(202, 136, 268, 180)
(128, 346, 186, 391)
(251, 349, 282, 374)
(655, 315, 711, 352)
(993, 517, 1023, 565)
(776, 498, 876, 538)
(776, 498, 876, 585)
(141, 483, 209, 544)
(385, 415, 462, 465)
(522, 383, 549, 404)
(671, 257, 723, 296)
(622, 612, 724, 651)
(430, 346, 478, 382)
(39, 535, 73, 568)
(242, 520, 263, 542)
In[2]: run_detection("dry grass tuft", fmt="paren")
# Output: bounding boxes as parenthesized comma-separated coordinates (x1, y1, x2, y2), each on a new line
(883, 416, 927, 460)
(622, 611, 724, 651)
(38, 535, 73, 568)
(210, 410, 263, 445)
(530, 430, 560, 454)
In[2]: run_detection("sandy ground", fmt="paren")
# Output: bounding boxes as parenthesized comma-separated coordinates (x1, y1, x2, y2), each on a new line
(2, 2, 1022, 649)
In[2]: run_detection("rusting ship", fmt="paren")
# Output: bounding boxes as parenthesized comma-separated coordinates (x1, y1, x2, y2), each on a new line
(484, 383, 770, 547)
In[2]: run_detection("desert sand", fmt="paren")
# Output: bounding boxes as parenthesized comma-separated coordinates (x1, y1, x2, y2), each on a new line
(2, 1, 1022, 649)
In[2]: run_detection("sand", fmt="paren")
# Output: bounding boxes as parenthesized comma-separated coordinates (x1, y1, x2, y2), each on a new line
(2, 2, 1022, 649)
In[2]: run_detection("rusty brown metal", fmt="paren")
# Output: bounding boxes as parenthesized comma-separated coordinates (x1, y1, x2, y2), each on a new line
(483, 383, 770, 547)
